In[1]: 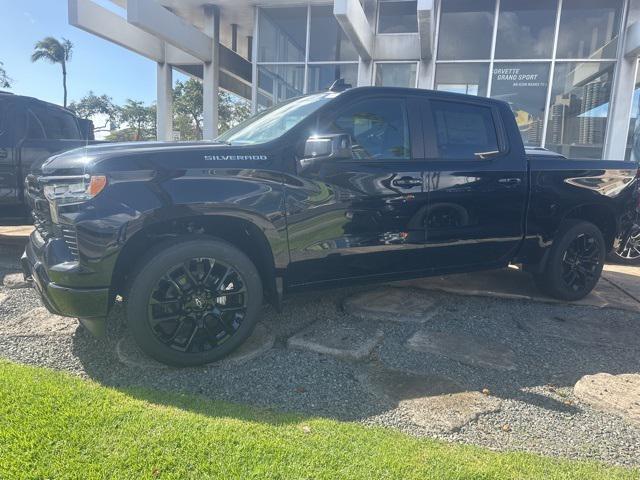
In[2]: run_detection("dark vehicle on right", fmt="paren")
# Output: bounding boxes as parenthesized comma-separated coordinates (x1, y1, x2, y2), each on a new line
(22, 86, 639, 366)
(0, 91, 93, 223)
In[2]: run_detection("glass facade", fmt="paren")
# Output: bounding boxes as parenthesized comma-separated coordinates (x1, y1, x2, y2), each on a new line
(377, 0, 419, 34)
(254, 1, 632, 159)
(626, 60, 640, 161)
(256, 6, 359, 109)
(434, 0, 623, 154)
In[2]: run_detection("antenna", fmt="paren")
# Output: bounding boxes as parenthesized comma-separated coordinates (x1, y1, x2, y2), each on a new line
(329, 78, 352, 92)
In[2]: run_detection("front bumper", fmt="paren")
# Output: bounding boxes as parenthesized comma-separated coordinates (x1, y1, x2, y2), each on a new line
(21, 236, 110, 320)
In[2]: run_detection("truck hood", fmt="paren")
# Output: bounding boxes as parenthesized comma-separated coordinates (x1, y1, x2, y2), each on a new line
(33, 141, 267, 176)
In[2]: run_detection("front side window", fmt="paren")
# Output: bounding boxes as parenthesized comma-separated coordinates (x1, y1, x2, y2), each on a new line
(378, 0, 418, 34)
(430, 100, 500, 159)
(218, 93, 333, 145)
(326, 98, 411, 160)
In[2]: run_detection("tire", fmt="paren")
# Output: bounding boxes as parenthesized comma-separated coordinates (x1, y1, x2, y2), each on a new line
(125, 236, 263, 367)
(533, 220, 605, 301)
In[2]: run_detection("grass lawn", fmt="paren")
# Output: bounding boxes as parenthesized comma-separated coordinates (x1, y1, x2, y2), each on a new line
(0, 361, 638, 480)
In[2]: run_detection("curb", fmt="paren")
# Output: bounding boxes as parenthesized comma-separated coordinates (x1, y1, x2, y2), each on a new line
(0, 226, 33, 247)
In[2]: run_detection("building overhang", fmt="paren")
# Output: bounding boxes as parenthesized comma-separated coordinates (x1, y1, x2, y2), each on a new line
(334, 0, 373, 61)
(68, 0, 252, 99)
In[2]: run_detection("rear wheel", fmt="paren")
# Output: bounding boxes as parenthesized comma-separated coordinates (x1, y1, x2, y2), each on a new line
(126, 237, 263, 367)
(534, 220, 605, 301)
(607, 222, 640, 265)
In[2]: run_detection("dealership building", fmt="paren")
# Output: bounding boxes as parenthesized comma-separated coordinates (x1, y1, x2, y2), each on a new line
(70, 0, 640, 160)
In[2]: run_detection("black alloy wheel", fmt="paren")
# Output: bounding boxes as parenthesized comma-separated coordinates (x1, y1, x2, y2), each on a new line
(610, 223, 640, 264)
(534, 220, 605, 301)
(126, 237, 263, 366)
(148, 257, 248, 353)
(560, 233, 601, 293)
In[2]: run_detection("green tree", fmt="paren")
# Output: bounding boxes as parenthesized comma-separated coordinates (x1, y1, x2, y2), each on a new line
(173, 78, 203, 140)
(172, 78, 251, 140)
(111, 99, 156, 141)
(0, 61, 11, 89)
(218, 90, 251, 133)
(68, 91, 119, 133)
(31, 37, 73, 107)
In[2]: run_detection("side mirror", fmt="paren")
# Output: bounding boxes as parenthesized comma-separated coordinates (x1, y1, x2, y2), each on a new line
(302, 133, 352, 164)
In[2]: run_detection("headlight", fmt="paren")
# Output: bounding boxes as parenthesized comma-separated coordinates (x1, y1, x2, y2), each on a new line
(43, 175, 108, 206)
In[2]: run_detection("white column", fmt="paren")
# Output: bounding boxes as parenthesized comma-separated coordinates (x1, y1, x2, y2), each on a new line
(417, 59, 433, 89)
(203, 5, 219, 140)
(358, 59, 373, 86)
(156, 60, 173, 141)
(251, 7, 259, 114)
(605, 0, 639, 160)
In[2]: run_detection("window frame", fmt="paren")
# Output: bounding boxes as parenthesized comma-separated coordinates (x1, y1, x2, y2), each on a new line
(422, 97, 509, 161)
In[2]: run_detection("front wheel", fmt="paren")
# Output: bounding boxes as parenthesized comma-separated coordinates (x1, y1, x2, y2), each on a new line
(126, 237, 263, 367)
(534, 220, 605, 301)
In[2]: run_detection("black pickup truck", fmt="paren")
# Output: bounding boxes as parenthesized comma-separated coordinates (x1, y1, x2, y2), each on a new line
(22, 86, 638, 366)
(0, 92, 94, 222)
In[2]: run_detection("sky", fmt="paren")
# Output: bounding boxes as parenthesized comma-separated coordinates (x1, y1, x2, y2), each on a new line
(0, 0, 181, 107)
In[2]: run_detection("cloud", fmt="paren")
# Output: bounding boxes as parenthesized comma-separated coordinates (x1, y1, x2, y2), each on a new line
(23, 11, 36, 24)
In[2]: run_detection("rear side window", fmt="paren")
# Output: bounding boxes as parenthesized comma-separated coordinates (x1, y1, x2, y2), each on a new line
(430, 100, 499, 159)
(26, 110, 46, 139)
(31, 105, 81, 140)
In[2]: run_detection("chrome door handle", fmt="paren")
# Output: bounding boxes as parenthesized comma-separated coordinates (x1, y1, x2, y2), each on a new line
(392, 177, 423, 188)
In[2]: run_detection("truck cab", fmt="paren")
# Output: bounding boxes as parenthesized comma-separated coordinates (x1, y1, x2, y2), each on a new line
(0, 92, 91, 222)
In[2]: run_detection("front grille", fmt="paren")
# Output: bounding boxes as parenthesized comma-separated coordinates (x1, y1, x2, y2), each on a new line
(60, 225, 79, 258)
(26, 175, 55, 240)
(26, 174, 79, 260)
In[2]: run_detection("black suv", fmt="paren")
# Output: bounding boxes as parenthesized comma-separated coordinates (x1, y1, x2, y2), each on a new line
(22, 87, 637, 366)
(0, 92, 93, 222)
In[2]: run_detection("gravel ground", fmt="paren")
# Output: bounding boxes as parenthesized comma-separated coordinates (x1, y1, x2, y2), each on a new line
(1, 245, 640, 468)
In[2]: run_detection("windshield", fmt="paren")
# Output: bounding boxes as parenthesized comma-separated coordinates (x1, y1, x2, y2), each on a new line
(217, 93, 335, 145)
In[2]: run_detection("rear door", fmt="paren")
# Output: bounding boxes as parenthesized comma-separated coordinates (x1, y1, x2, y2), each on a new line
(286, 93, 430, 285)
(421, 98, 528, 270)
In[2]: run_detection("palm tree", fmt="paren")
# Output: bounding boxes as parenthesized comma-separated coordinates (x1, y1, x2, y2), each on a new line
(31, 37, 73, 107)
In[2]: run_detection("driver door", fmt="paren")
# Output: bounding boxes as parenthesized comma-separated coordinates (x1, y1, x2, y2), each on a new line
(285, 94, 430, 286)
